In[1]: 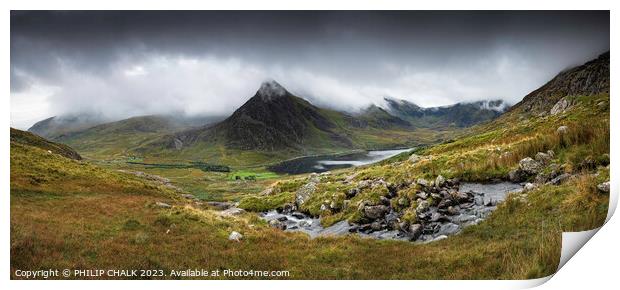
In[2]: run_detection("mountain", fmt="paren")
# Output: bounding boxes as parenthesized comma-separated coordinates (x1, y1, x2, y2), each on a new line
(28, 114, 105, 139)
(384, 98, 509, 128)
(51, 114, 224, 158)
(352, 104, 412, 129)
(154, 80, 416, 153)
(10, 128, 82, 160)
(507, 51, 610, 116)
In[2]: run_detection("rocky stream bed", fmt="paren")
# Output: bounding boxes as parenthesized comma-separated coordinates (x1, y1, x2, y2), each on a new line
(261, 182, 523, 243)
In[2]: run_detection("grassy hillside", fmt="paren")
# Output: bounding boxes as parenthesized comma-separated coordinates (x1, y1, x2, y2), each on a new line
(10, 91, 609, 279)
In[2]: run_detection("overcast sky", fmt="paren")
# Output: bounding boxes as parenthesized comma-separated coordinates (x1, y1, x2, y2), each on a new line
(10, 11, 609, 129)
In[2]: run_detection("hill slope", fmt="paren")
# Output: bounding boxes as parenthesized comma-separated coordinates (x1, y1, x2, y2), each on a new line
(11, 128, 82, 160)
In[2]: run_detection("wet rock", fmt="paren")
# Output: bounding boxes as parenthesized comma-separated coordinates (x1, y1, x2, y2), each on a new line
(556, 125, 569, 134)
(277, 216, 288, 222)
(155, 202, 172, 208)
(409, 224, 423, 240)
(519, 157, 543, 175)
(452, 191, 470, 203)
(438, 223, 460, 236)
(280, 203, 297, 214)
(508, 169, 527, 182)
(363, 205, 389, 219)
(597, 181, 610, 194)
(228, 231, 243, 242)
(437, 198, 453, 209)
(269, 219, 287, 230)
(523, 183, 537, 192)
(446, 206, 459, 216)
(370, 221, 383, 231)
(291, 212, 306, 219)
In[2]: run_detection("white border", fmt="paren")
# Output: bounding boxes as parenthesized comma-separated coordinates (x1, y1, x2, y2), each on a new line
(2, 1, 617, 290)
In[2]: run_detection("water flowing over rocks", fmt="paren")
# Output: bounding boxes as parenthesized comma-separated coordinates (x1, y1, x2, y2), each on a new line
(261, 181, 523, 243)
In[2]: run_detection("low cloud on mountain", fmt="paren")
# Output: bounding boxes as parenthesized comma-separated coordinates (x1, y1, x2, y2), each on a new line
(10, 11, 609, 129)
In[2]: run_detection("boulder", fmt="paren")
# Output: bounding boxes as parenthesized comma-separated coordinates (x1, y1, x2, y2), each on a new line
(519, 157, 543, 175)
(556, 125, 569, 134)
(363, 205, 390, 220)
(550, 98, 572, 115)
(597, 181, 610, 194)
(508, 169, 526, 182)
(535, 152, 552, 164)
(295, 180, 318, 206)
(228, 231, 243, 242)
(437, 198, 453, 209)
(408, 154, 422, 164)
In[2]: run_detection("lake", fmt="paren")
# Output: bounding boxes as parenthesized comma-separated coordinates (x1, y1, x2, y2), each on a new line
(268, 148, 412, 174)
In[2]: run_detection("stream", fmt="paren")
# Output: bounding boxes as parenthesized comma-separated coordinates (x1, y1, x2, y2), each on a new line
(260, 182, 523, 243)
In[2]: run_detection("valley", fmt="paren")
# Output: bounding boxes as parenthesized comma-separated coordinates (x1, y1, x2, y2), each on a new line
(10, 52, 610, 280)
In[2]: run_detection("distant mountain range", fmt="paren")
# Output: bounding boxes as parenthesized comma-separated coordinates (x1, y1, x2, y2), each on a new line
(28, 80, 509, 158)
(383, 98, 509, 128)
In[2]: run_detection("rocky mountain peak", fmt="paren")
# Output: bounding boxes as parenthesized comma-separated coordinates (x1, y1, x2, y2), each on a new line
(257, 79, 289, 101)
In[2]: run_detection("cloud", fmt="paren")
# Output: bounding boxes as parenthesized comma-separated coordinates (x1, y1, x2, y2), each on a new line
(10, 11, 609, 129)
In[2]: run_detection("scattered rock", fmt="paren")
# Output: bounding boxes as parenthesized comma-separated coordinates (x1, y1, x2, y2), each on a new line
(181, 194, 197, 200)
(259, 184, 280, 196)
(206, 201, 233, 210)
(549, 173, 571, 185)
(408, 154, 422, 164)
(597, 181, 610, 194)
(219, 207, 245, 217)
(155, 202, 172, 208)
(228, 231, 243, 242)
(556, 125, 569, 134)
